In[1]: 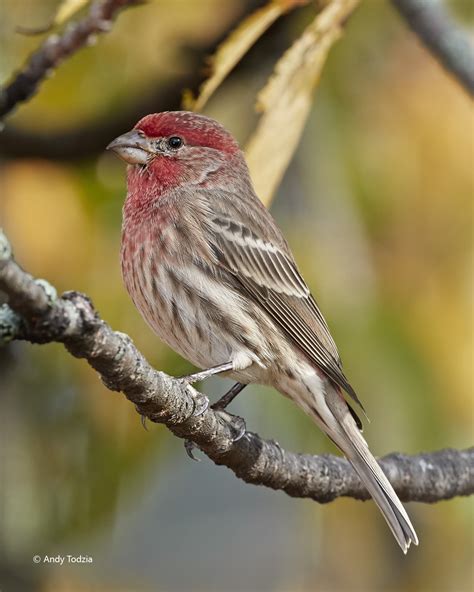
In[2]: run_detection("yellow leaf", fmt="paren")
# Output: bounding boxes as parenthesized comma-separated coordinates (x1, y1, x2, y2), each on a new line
(186, 0, 310, 112)
(17, 0, 90, 35)
(52, 0, 90, 26)
(245, 0, 360, 206)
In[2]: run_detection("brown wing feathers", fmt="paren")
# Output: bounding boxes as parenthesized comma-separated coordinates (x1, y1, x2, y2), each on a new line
(209, 214, 365, 413)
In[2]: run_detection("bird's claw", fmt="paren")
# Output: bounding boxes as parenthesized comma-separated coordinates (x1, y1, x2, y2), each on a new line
(268, 437, 282, 452)
(192, 393, 209, 417)
(214, 409, 247, 442)
(182, 394, 209, 460)
(183, 408, 246, 461)
(184, 439, 201, 461)
(140, 414, 149, 431)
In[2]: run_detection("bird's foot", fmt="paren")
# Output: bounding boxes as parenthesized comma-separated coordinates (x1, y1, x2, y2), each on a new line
(182, 380, 246, 460)
(184, 409, 247, 461)
(137, 393, 208, 432)
(214, 409, 247, 442)
(268, 438, 282, 452)
(192, 392, 209, 417)
(182, 393, 210, 461)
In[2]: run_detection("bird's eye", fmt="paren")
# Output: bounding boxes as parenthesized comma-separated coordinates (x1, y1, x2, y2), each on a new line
(167, 136, 183, 150)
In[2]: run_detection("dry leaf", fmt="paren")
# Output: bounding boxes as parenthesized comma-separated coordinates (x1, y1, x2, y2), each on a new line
(245, 0, 359, 206)
(185, 0, 310, 112)
(17, 0, 89, 35)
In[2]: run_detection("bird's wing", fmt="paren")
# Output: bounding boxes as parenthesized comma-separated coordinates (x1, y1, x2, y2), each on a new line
(208, 214, 364, 411)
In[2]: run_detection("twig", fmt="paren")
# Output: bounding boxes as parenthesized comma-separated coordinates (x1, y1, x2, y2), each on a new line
(1, 228, 472, 504)
(391, 0, 474, 97)
(0, 0, 278, 161)
(0, 0, 140, 119)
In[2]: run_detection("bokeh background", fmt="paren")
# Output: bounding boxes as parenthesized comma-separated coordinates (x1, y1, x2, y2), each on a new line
(0, 1, 473, 591)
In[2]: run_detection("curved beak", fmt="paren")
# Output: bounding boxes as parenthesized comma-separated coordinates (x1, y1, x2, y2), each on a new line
(106, 130, 154, 165)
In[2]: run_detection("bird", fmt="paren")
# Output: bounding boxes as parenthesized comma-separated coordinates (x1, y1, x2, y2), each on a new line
(107, 110, 418, 553)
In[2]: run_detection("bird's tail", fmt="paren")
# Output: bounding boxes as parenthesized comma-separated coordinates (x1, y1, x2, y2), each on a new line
(300, 375, 418, 553)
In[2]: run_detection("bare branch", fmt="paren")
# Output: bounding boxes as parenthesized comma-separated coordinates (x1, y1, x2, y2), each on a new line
(0, 0, 140, 120)
(391, 0, 474, 97)
(0, 0, 277, 160)
(1, 229, 472, 504)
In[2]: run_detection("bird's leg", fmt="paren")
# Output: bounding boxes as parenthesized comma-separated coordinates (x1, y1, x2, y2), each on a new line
(178, 361, 234, 384)
(212, 382, 247, 410)
(179, 362, 234, 422)
(212, 381, 247, 446)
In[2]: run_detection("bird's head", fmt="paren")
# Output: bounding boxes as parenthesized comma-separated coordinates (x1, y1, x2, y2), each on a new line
(107, 111, 242, 189)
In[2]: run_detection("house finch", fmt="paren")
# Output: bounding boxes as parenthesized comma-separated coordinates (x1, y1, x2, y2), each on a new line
(108, 111, 418, 553)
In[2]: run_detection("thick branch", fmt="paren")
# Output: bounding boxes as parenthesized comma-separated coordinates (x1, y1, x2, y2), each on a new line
(1, 230, 472, 503)
(391, 0, 474, 97)
(0, 0, 140, 119)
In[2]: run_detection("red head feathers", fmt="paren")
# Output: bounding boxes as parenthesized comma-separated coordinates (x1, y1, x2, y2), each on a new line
(134, 111, 240, 155)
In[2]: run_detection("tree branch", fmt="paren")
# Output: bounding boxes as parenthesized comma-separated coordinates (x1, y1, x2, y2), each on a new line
(0, 0, 279, 161)
(0, 0, 140, 120)
(391, 0, 474, 97)
(1, 229, 472, 504)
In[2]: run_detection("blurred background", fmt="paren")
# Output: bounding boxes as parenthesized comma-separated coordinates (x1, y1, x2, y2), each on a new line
(0, 0, 473, 590)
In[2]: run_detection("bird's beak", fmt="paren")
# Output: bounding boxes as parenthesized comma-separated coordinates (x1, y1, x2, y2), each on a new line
(106, 130, 154, 165)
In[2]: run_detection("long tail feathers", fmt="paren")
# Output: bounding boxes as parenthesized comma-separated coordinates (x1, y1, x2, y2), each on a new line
(341, 423, 419, 553)
(323, 387, 419, 553)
